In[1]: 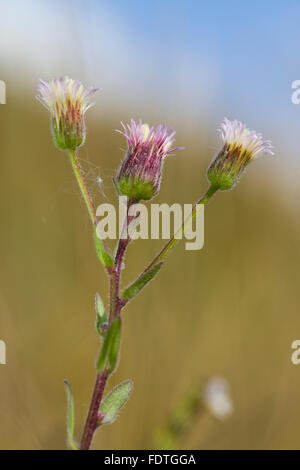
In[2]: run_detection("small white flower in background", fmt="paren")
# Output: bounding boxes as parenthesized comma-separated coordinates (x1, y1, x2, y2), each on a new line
(203, 377, 233, 420)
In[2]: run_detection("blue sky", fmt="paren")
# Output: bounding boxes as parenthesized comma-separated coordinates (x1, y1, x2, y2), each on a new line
(94, 0, 300, 116)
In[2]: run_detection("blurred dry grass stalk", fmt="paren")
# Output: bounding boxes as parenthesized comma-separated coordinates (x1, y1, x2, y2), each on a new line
(0, 93, 299, 449)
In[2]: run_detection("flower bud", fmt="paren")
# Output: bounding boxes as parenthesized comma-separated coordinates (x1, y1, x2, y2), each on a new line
(207, 118, 274, 191)
(115, 120, 182, 202)
(36, 77, 98, 150)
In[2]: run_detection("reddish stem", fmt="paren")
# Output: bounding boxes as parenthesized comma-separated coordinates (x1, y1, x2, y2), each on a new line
(79, 207, 133, 450)
(80, 370, 108, 450)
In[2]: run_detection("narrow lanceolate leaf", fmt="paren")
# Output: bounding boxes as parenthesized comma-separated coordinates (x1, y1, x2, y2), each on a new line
(93, 226, 114, 268)
(95, 293, 108, 336)
(122, 262, 163, 301)
(99, 380, 133, 425)
(107, 317, 121, 374)
(64, 380, 78, 450)
(97, 317, 121, 372)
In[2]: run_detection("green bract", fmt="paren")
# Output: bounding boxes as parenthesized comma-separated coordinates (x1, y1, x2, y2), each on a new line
(116, 176, 156, 202)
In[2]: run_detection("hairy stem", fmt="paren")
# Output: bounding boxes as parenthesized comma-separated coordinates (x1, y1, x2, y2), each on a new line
(79, 208, 133, 449)
(68, 148, 111, 271)
(68, 149, 98, 226)
(80, 370, 108, 450)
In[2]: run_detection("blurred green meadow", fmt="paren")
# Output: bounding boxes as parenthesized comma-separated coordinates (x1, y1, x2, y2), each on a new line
(0, 88, 300, 450)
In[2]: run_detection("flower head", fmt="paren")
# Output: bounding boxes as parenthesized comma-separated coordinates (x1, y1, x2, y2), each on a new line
(115, 119, 182, 202)
(36, 77, 99, 150)
(207, 118, 274, 191)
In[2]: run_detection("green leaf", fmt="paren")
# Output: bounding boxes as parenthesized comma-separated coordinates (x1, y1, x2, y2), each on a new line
(97, 317, 121, 372)
(93, 226, 114, 268)
(99, 380, 133, 425)
(64, 380, 78, 450)
(122, 262, 163, 301)
(95, 293, 108, 336)
(107, 317, 121, 374)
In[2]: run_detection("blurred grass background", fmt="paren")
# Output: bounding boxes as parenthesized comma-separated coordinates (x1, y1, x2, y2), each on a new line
(0, 89, 299, 449)
(1, 0, 300, 450)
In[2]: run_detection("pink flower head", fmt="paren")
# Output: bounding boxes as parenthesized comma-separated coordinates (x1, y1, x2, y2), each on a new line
(116, 119, 183, 201)
(36, 77, 99, 150)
